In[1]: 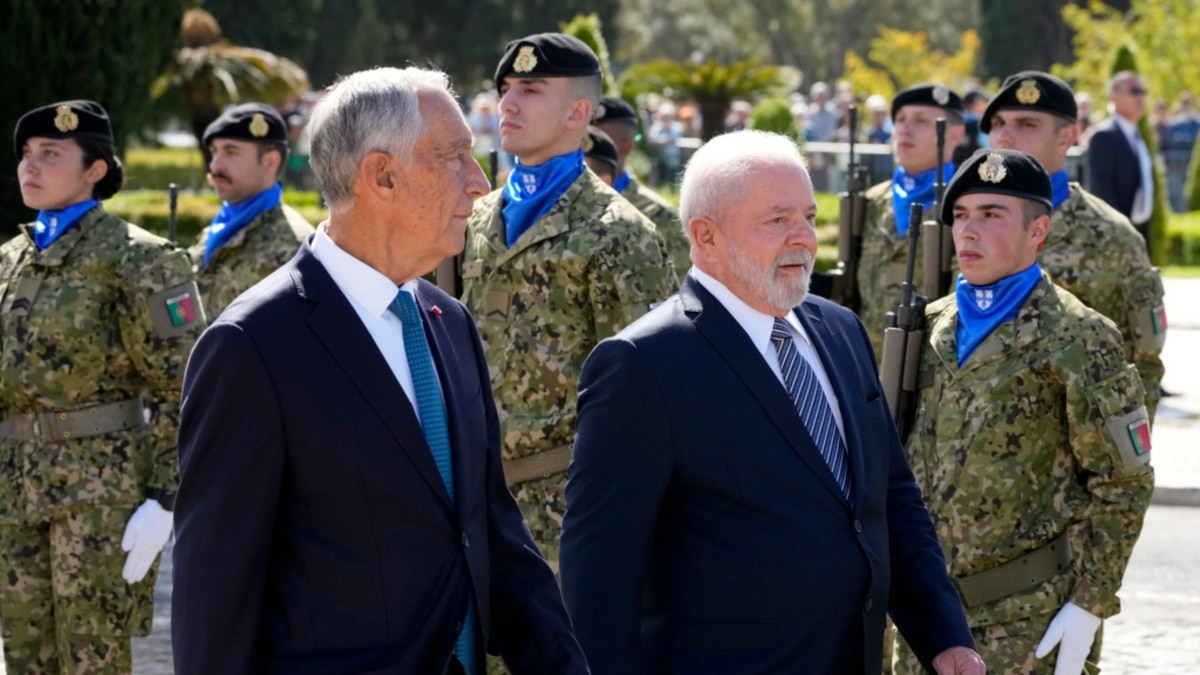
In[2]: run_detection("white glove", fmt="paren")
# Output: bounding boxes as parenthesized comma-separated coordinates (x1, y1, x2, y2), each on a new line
(120, 498, 173, 583)
(1035, 601, 1103, 675)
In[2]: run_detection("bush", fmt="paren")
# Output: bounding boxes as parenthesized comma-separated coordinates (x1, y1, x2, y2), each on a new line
(123, 147, 209, 192)
(105, 189, 326, 247)
(748, 97, 802, 142)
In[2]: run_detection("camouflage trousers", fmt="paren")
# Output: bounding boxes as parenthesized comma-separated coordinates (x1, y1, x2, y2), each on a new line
(0, 505, 157, 674)
(485, 473, 568, 675)
(893, 615, 1102, 675)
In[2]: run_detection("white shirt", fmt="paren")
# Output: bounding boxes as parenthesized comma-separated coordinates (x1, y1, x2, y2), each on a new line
(1113, 114, 1155, 224)
(690, 267, 846, 440)
(310, 224, 438, 425)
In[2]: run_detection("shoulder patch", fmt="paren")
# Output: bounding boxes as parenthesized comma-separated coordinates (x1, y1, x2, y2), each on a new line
(147, 281, 206, 338)
(1106, 406, 1153, 469)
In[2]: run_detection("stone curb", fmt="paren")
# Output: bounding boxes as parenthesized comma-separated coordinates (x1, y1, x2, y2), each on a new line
(1150, 487, 1200, 507)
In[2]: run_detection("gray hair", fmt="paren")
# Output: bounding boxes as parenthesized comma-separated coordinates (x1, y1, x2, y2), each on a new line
(679, 130, 808, 238)
(308, 67, 454, 211)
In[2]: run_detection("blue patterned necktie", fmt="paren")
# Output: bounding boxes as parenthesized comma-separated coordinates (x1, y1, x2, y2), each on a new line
(388, 290, 478, 675)
(770, 318, 853, 502)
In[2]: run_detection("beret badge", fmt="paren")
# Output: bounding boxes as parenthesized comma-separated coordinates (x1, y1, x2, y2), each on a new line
(933, 85, 950, 106)
(249, 113, 270, 138)
(513, 46, 538, 74)
(1016, 80, 1042, 105)
(979, 153, 1008, 183)
(54, 105, 79, 133)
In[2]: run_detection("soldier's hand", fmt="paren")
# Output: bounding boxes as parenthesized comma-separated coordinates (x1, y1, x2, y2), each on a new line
(1035, 601, 1102, 675)
(121, 498, 174, 583)
(931, 645, 986, 674)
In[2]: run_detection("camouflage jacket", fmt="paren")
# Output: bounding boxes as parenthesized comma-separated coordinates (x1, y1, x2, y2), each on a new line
(188, 202, 313, 318)
(620, 175, 689, 278)
(1041, 184, 1165, 420)
(906, 273, 1153, 628)
(462, 170, 677, 475)
(0, 207, 206, 523)
(857, 180, 944, 360)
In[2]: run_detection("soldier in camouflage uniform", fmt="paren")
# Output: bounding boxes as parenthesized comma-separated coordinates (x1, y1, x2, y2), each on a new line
(0, 101, 206, 673)
(190, 103, 313, 317)
(594, 94, 690, 276)
(860, 84, 966, 358)
(895, 150, 1153, 675)
(462, 34, 676, 570)
(984, 71, 1166, 421)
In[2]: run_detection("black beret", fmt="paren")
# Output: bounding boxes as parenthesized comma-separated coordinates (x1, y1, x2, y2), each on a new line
(14, 100, 113, 156)
(203, 103, 287, 147)
(979, 71, 1077, 133)
(594, 95, 637, 125)
(495, 33, 601, 84)
(941, 149, 1052, 225)
(582, 125, 619, 169)
(890, 83, 964, 120)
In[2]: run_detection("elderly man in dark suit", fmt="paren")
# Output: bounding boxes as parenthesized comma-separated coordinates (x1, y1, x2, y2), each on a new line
(1086, 71, 1155, 241)
(559, 130, 984, 675)
(172, 66, 588, 675)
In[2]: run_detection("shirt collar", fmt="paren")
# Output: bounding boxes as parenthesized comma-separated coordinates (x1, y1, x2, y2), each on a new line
(689, 266, 812, 359)
(310, 223, 418, 318)
(1112, 114, 1141, 142)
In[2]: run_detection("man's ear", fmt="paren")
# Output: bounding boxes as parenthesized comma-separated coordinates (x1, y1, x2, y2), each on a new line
(1030, 212, 1051, 249)
(358, 151, 397, 202)
(566, 99, 593, 130)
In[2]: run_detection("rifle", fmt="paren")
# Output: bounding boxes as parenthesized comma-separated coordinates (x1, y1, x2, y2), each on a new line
(825, 105, 867, 313)
(922, 118, 952, 300)
(167, 183, 179, 243)
(488, 148, 499, 190)
(880, 202, 929, 441)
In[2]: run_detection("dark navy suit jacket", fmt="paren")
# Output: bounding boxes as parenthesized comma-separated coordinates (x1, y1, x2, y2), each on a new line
(173, 242, 586, 675)
(560, 276, 972, 675)
(1086, 117, 1143, 222)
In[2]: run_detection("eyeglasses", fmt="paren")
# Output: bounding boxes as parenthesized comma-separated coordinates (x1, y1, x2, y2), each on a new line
(1123, 87, 1148, 96)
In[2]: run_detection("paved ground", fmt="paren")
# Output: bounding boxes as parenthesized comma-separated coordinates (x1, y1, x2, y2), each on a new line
(6, 280, 1200, 674)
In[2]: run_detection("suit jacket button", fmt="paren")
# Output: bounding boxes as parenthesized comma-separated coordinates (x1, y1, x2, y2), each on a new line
(864, 598, 874, 613)
(853, 519, 863, 533)
(462, 532, 470, 548)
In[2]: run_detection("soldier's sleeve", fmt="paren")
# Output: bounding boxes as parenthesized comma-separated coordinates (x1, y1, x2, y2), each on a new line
(118, 246, 208, 499)
(588, 215, 679, 340)
(1119, 264, 1167, 421)
(1064, 323, 1154, 618)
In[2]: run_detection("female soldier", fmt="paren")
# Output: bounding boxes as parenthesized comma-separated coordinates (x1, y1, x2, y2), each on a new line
(0, 100, 206, 672)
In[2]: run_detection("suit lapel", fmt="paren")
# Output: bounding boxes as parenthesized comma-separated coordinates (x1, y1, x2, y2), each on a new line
(684, 278, 849, 505)
(292, 248, 455, 510)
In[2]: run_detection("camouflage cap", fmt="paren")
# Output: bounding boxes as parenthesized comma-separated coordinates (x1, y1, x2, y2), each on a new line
(595, 95, 638, 126)
(941, 148, 1052, 224)
(14, 100, 113, 156)
(495, 33, 601, 84)
(891, 83, 964, 120)
(583, 125, 619, 169)
(980, 71, 1077, 133)
(202, 102, 288, 147)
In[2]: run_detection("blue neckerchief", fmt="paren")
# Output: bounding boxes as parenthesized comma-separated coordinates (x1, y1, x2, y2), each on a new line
(204, 183, 282, 266)
(954, 264, 1042, 366)
(891, 163, 953, 237)
(502, 151, 584, 247)
(1050, 170, 1070, 210)
(34, 199, 98, 250)
(613, 170, 632, 194)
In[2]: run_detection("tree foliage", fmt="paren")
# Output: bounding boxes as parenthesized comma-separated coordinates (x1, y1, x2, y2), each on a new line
(560, 13, 615, 94)
(0, 0, 187, 237)
(620, 59, 801, 141)
(842, 28, 987, 101)
(978, 0, 1075, 81)
(151, 9, 310, 163)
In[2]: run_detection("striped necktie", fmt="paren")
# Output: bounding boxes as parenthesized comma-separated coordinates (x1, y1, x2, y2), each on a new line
(770, 318, 853, 502)
(389, 290, 478, 675)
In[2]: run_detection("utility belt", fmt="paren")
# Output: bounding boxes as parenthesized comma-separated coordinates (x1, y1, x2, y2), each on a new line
(503, 444, 572, 487)
(955, 532, 1072, 608)
(0, 398, 145, 444)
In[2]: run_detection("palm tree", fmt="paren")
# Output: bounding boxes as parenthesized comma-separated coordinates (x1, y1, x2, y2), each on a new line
(620, 58, 801, 142)
(151, 9, 310, 163)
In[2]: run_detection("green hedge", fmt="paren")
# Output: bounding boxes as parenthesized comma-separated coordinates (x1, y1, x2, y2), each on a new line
(105, 189, 326, 247)
(122, 147, 209, 193)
